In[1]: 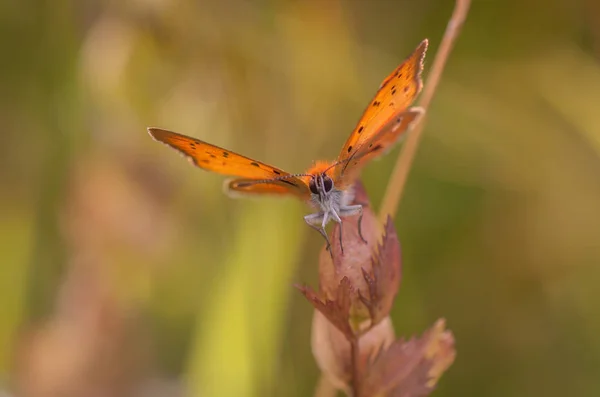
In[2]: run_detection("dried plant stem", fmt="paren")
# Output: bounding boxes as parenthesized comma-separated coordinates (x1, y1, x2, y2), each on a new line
(350, 338, 361, 396)
(311, 337, 362, 397)
(378, 0, 471, 223)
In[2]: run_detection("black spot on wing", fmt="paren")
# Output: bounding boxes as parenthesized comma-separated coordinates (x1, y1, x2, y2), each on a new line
(222, 151, 229, 158)
(358, 126, 364, 133)
(347, 145, 353, 153)
(250, 162, 260, 167)
(372, 101, 381, 108)
(280, 179, 297, 187)
(273, 170, 281, 175)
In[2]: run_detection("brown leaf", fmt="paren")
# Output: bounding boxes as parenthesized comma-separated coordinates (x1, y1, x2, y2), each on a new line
(361, 319, 456, 397)
(359, 216, 402, 326)
(296, 277, 356, 341)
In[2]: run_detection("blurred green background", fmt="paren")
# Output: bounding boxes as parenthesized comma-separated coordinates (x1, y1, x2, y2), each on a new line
(2, 0, 600, 396)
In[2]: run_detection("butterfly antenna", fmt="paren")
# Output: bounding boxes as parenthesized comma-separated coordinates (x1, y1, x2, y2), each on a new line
(290, 173, 314, 179)
(322, 157, 355, 176)
(323, 160, 344, 174)
(276, 173, 313, 181)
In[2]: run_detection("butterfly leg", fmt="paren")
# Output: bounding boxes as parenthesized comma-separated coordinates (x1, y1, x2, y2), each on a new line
(304, 212, 332, 255)
(328, 209, 347, 254)
(339, 204, 367, 244)
(338, 222, 344, 254)
(357, 210, 367, 244)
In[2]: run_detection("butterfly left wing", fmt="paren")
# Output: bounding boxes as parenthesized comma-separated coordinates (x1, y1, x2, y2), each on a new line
(333, 39, 428, 187)
(225, 177, 311, 198)
(148, 127, 310, 198)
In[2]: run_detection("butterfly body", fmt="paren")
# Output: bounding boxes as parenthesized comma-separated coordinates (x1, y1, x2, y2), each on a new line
(148, 39, 428, 252)
(301, 170, 364, 250)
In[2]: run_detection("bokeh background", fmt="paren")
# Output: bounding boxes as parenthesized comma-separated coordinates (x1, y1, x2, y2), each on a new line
(2, 0, 600, 396)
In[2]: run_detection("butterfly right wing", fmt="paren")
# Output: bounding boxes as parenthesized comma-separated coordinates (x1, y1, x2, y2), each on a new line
(148, 127, 310, 198)
(333, 107, 424, 188)
(336, 40, 427, 167)
(333, 40, 427, 187)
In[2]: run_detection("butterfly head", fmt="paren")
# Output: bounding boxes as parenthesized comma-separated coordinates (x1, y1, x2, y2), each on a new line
(306, 170, 353, 219)
(309, 172, 334, 198)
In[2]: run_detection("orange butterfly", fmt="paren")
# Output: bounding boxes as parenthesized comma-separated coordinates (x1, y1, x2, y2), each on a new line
(148, 39, 427, 252)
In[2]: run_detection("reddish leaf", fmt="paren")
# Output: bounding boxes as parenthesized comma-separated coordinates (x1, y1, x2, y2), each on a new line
(361, 319, 456, 397)
(317, 182, 382, 326)
(321, 184, 378, 284)
(295, 277, 356, 341)
(359, 216, 402, 325)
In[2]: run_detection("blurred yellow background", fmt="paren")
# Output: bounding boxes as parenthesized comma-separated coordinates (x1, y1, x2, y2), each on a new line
(2, 0, 600, 396)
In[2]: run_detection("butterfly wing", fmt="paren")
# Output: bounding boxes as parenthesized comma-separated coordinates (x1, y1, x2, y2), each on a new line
(225, 177, 309, 198)
(148, 128, 310, 198)
(334, 107, 424, 187)
(334, 39, 428, 187)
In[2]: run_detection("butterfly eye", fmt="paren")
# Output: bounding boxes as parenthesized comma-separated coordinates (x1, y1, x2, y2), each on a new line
(323, 176, 333, 192)
(309, 178, 319, 195)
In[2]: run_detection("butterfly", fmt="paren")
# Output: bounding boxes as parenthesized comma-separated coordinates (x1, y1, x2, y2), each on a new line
(148, 39, 427, 253)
